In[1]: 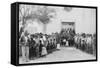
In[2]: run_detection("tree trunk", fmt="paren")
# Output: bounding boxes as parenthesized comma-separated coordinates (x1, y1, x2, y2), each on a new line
(43, 24, 47, 34)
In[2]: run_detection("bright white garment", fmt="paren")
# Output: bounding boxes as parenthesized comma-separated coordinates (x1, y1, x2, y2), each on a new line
(43, 36, 46, 41)
(86, 37, 92, 44)
(57, 44, 60, 49)
(74, 36, 78, 44)
(24, 36, 28, 43)
(63, 39, 66, 42)
(41, 47, 47, 55)
(65, 41, 69, 46)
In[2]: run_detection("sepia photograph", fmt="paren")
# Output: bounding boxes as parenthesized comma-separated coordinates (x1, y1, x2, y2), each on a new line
(18, 3, 97, 64)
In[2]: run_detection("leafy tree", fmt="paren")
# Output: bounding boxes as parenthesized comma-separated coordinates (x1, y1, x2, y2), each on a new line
(19, 5, 56, 39)
(33, 6, 56, 34)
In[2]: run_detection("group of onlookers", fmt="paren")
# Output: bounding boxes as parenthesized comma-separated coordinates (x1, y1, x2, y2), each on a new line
(60, 28, 75, 47)
(19, 29, 96, 62)
(19, 31, 60, 62)
(60, 28, 96, 56)
(74, 33, 96, 56)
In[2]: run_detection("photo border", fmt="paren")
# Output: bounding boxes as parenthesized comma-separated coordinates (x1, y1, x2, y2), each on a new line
(14, 2, 98, 66)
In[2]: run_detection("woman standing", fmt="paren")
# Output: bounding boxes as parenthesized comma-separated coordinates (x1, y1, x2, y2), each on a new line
(39, 40, 43, 57)
(41, 37, 47, 57)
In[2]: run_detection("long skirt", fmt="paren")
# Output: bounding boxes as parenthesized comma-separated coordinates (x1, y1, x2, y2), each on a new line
(65, 41, 69, 46)
(41, 47, 47, 56)
(21, 46, 26, 61)
(47, 45, 49, 53)
(29, 47, 36, 59)
(35, 46, 39, 58)
(57, 44, 60, 49)
(25, 46, 29, 61)
(22, 46, 29, 62)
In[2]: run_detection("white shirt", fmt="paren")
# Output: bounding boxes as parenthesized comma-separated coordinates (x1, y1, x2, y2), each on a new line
(43, 36, 46, 41)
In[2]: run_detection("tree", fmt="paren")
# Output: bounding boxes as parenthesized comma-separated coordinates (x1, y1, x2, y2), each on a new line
(19, 5, 40, 38)
(19, 5, 33, 38)
(34, 6, 56, 34)
(19, 5, 56, 39)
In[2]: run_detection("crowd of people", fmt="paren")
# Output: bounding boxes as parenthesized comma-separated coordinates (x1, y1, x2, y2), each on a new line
(19, 31, 60, 62)
(19, 28, 96, 62)
(74, 33, 96, 55)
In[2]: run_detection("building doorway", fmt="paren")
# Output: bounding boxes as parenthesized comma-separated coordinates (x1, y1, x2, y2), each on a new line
(60, 22, 75, 47)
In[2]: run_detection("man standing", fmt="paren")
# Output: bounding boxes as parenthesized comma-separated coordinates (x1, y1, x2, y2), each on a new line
(19, 34, 26, 61)
(19, 31, 29, 62)
(35, 35, 40, 58)
(24, 34, 30, 62)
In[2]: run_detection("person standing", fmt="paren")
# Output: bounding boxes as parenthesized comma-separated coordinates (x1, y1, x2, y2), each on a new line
(41, 45, 47, 57)
(65, 40, 69, 47)
(54, 38, 57, 49)
(35, 36, 40, 58)
(25, 34, 30, 62)
(20, 35, 26, 61)
(41, 36, 47, 57)
(56, 33, 61, 50)
(56, 43, 60, 50)
(47, 38, 51, 53)
(20, 33, 29, 62)
(63, 39, 66, 46)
